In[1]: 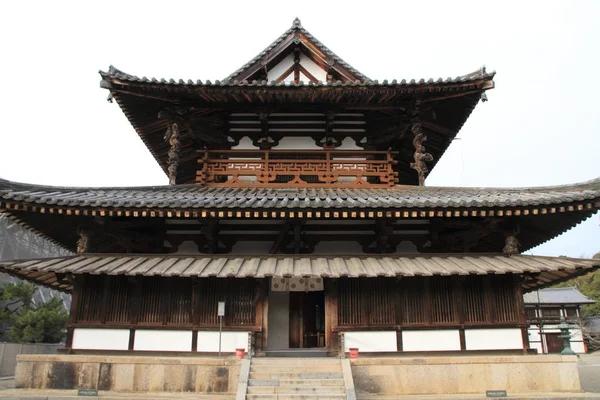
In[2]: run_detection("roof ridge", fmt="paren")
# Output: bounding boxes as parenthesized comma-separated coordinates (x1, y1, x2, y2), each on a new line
(222, 18, 370, 83)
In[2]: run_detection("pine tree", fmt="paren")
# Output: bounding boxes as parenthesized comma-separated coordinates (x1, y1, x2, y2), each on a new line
(0, 282, 68, 343)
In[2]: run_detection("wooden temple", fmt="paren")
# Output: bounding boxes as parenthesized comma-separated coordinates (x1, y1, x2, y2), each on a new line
(1, 18, 599, 356)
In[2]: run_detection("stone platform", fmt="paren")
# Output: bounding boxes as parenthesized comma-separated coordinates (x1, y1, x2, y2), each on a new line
(351, 354, 582, 397)
(14, 354, 240, 395)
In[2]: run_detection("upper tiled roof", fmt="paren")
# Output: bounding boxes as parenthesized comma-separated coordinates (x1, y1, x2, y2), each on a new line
(1, 177, 598, 211)
(101, 64, 495, 88)
(523, 287, 596, 305)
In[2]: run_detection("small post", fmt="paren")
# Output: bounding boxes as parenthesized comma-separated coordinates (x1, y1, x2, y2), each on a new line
(218, 301, 225, 357)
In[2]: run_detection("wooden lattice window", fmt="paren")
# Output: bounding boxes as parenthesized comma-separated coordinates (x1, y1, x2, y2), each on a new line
(430, 276, 455, 324)
(75, 277, 103, 322)
(464, 276, 487, 323)
(338, 278, 395, 326)
(401, 277, 427, 325)
(105, 276, 130, 323)
(493, 275, 519, 323)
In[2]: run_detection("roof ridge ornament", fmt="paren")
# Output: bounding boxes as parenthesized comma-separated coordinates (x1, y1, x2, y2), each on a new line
(293, 17, 301, 28)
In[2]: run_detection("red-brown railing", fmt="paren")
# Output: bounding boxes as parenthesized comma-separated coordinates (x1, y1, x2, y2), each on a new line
(196, 150, 398, 187)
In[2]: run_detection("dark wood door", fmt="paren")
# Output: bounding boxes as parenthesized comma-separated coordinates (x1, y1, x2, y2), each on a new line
(546, 333, 564, 353)
(289, 292, 303, 348)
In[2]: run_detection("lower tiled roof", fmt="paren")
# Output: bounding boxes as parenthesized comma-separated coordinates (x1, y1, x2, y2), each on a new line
(1, 178, 599, 211)
(523, 287, 596, 305)
(0, 253, 597, 293)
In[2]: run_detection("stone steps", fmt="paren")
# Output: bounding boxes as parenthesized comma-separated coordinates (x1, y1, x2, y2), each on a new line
(246, 395, 346, 400)
(245, 357, 346, 400)
(249, 371, 344, 379)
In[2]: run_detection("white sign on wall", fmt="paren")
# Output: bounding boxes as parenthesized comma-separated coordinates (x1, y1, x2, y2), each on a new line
(218, 301, 225, 316)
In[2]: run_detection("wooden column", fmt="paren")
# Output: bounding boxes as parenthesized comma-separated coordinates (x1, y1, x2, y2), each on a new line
(514, 274, 530, 352)
(395, 278, 403, 352)
(325, 279, 339, 353)
(453, 276, 467, 351)
(254, 279, 268, 351)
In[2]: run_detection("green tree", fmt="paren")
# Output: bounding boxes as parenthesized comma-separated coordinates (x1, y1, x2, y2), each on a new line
(553, 251, 600, 316)
(0, 282, 68, 343)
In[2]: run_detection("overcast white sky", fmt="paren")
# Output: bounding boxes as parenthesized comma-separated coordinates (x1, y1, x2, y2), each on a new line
(0, 0, 598, 257)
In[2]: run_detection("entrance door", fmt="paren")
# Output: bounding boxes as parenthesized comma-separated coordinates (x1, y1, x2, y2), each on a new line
(545, 333, 564, 353)
(289, 291, 325, 348)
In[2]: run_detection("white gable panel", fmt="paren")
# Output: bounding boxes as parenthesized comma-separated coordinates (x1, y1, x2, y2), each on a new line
(300, 53, 327, 82)
(267, 53, 295, 82)
(299, 72, 309, 82)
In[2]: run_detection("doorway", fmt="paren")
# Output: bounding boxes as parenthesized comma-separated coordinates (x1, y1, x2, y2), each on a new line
(267, 288, 325, 350)
(289, 291, 325, 349)
(545, 333, 564, 353)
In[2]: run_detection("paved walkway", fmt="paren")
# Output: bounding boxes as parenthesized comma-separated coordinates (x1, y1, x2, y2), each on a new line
(579, 352, 600, 393)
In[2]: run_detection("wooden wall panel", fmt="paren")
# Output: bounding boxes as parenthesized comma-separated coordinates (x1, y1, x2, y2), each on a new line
(338, 275, 522, 328)
(338, 278, 395, 327)
(73, 276, 259, 329)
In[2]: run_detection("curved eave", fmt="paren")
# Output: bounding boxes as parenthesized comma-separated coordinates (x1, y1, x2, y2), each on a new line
(1, 253, 598, 294)
(1, 177, 598, 253)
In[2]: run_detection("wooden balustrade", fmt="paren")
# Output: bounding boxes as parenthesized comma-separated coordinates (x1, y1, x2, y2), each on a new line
(196, 150, 398, 187)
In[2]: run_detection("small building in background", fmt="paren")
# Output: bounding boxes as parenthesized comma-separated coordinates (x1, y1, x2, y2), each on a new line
(524, 287, 595, 353)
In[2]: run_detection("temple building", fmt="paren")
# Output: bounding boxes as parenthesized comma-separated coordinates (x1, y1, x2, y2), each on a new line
(524, 287, 595, 354)
(0, 18, 599, 397)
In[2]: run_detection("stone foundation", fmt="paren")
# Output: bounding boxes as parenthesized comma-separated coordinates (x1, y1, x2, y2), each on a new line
(351, 354, 581, 396)
(15, 354, 241, 394)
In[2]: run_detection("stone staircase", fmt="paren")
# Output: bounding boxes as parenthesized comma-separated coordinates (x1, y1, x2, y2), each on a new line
(246, 357, 347, 400)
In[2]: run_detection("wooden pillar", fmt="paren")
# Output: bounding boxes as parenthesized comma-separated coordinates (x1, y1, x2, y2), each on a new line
(128, 329, 135, 351)
(514, 274, 530, 352)
(453, 276, 467, 351)
(65, 328, 74, 350)
(395, 278, 403, 352)
(255, 279, 268, 351)
(325, 279, 339, 353)
(68, 275, 83, 324)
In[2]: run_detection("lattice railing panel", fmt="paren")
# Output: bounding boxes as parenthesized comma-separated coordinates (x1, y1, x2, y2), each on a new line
(196, 150, 398, 187)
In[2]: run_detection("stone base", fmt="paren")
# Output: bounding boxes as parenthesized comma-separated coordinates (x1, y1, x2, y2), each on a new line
(351, 355, 581, 396)
(15, 354, 241, 394)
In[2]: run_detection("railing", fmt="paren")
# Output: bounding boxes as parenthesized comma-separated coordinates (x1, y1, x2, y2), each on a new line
(196, 150, 398, 188)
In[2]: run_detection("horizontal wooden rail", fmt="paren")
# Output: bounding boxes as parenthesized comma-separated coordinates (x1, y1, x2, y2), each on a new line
(196, 150, 399, 187)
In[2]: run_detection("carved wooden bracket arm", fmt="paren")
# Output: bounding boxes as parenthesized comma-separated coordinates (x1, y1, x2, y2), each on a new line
(164, 122, 180, 185)
(409, 120, 434, 186)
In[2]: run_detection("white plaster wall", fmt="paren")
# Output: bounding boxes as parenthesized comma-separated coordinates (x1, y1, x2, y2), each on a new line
(465, 328, 523, 351)
(402, 330, 461, 352)
(196, 331, 249, 352)
(231, 136, 258, 150)
(72, 328, 130, 350)
(133, 330, 192, 351)
(267, 54, 295, 82)
(299, 53, 326, 82)
(528, 326, 586, 353)
(274, 137, 320, 150)
(344, 331, 397, 352)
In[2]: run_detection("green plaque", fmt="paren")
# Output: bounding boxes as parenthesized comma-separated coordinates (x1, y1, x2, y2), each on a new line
(486, 390, 507, 398)
(77, 388, 98, 396)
